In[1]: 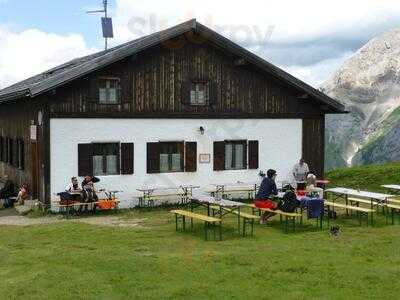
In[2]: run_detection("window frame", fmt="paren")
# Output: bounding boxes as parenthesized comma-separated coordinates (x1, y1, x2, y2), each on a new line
(92, 142, 120, 176)
(224, 140, 247, 170)
(98, 77, 121, 105)
(158, 142, 184, 173)
(189, 80, 210, 106)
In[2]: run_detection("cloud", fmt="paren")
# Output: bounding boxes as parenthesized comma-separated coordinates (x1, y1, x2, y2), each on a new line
(109, 0, 400, 86)
(0, 26, 97, 89)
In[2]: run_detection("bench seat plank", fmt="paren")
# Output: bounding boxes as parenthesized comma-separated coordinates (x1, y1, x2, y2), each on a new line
(324, 201, 374, 213)
(170, 210, 221, 223)
(249, 204, 301, 217)
(209, 206, 260, 219)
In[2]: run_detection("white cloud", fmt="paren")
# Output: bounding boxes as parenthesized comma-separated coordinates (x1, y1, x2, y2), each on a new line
(282, 52, 354, 87)
(0, 27, 97, 89)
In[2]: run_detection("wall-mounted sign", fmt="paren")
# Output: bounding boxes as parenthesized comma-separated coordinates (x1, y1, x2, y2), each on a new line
(30, 125, 37, 141)
(199, 154, 211, 164)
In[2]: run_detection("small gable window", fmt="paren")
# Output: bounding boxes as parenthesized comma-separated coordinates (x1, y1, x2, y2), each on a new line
(190, 81, 209, 105)
(99, 78, 121, 104)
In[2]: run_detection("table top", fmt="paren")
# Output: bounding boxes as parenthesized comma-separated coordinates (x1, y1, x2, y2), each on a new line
(191, 193, 245, 207)
(316, 180, 330, 184)
(325, 187, 394, 200)
(381, 185, 400, 191)
(137, 185, 200, 192)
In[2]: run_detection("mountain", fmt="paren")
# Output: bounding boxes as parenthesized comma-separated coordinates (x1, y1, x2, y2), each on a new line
(322, 28, 400, 170)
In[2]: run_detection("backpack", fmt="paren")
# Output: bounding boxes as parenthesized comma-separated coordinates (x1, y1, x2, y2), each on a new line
(278, 191, 299, 213)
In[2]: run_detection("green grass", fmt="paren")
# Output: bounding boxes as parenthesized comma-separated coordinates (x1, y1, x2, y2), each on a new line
(326, 162, 400, 193)
(2, 163, 400, 299)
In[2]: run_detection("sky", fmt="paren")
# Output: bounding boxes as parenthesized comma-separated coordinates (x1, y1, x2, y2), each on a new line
(1, 0, 400, 89)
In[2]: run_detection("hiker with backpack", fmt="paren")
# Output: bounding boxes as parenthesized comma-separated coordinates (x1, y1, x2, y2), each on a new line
(254, 169, 279, 224)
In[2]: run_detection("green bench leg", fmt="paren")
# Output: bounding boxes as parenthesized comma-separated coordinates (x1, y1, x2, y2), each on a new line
(204, 221, 208, 241)
(175, 214, 178, 231)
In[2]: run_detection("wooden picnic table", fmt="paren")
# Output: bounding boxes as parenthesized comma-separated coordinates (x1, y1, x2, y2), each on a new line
(136, 185, 200, 207)
(190, 193, 253, 236)
(382, 185, 400, 195)
(207, 182, 259, 200)
(325, 187, 395, 213)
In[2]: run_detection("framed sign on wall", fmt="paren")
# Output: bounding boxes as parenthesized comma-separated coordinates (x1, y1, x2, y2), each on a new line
(199, 154, 211, 164)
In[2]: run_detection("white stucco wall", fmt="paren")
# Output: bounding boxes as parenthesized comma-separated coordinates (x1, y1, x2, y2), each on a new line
(50, 118, 302, 208)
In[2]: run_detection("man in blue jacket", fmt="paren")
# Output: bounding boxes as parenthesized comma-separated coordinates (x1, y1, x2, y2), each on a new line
(255, 169, 279, 224)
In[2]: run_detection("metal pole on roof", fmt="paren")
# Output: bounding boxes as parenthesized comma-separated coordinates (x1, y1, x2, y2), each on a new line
(86, 0, 113, 50)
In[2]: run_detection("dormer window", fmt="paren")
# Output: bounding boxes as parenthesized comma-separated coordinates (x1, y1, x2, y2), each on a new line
(99, 78, 121, 104)
(190, 81, 209, 105)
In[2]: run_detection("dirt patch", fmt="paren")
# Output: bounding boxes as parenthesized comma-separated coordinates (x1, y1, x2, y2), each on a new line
(0, 215, 62, 226)
(74, 216, 147, 228)
(0, 214, 147, 228)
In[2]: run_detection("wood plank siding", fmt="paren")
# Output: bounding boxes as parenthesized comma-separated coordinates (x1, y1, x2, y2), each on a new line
(302, 117, 325, 177)
(49, 38, 325, 118)
(0, 98, 49, 201)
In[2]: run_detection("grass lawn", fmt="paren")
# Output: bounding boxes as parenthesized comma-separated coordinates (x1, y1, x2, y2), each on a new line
(1, 163, 400, 299)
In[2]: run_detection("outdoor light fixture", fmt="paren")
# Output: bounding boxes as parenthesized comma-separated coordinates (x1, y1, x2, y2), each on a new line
(199, 126, 205, 135)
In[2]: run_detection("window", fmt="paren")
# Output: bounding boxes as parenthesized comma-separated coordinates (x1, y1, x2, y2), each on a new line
(190, 82, 209, 105)
(214, 140, 259, 171)
(92, 143, 120, 175)
(78, 143, 134, 177)
(224, 141, 246, 170)
(159, 142, 184, 173)
(147, 142, 197, 174)
(99, 78, 121, 104)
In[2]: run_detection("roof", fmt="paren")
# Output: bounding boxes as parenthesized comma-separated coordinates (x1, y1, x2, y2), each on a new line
(0, 19, 345, 112)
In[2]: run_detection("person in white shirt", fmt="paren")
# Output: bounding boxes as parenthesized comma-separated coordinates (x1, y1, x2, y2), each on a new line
(65, 177, 83, 201)
(292, 158, 309, 189)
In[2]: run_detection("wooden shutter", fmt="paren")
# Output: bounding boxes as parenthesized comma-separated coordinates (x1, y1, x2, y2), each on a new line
(181, 81, 191, 105)
(209, 81, 218, 106)
(147, 142, 160, 174)
(18, 139, 24, 170)
(248, 140, 259, 169)
(213, 141, 225, 171)
(89, 77, 99, 103)
(185, 142, 197, 172)
(0, 136, 3, 162)
(121, 143, 134, 175)
(78, 144, 93, 176)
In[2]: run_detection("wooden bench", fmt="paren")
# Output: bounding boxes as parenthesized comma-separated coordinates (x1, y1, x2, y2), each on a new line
(247, 204, 302, 233)
(385, 203, 400, 225)
(170, 210, 222, 241)
(209, 205, 259, 237)
(324, 201, 374, 226)
(58, 200, 120, 218)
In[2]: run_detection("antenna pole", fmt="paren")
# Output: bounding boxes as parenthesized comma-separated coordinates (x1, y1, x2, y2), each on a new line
(104, 0, 108, 50)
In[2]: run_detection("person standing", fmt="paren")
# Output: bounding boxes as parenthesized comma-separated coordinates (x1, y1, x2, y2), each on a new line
(292, 158, 309, 190)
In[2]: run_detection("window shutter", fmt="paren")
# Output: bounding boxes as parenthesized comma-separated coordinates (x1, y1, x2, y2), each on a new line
(147, 142, 160, 174)
(213, 141, 225, 171)
(181, 81, 191, 105)
(0, 136, 3, 162)
(185, 142, 197, 172)
(18, 139, 24, 170)
(121, 143, 134, 175)
(89, 77, 99, 103)
(248, 140, 258, 169)
(78, 144, 93, 176)
(209, 81, 218, 106)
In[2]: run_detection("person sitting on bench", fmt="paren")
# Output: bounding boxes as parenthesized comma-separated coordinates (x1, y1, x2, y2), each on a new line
(65, 177, 83, 202)
(15, 183, 29, 206)
(306, 174, 323, 199)
(254, 169, 279, 224)
(81, 175, 100, 202)
(0, 175, 15, 208)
